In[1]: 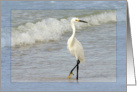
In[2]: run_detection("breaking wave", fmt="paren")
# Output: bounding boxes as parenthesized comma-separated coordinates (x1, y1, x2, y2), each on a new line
(11, 11, 116, 47)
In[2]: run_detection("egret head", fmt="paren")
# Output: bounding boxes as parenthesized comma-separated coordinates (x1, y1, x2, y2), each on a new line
(71, 17, 88, 23)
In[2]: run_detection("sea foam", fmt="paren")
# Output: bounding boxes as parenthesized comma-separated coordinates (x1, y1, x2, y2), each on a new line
(11, 11, 116, 47)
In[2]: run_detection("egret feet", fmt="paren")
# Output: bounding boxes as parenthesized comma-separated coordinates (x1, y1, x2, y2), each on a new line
(68, 72, 74, 79)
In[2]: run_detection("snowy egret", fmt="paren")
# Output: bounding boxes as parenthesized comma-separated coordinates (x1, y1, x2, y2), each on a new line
(67, 18, 88, 80)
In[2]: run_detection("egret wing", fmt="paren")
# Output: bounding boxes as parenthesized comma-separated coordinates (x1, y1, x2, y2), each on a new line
(74, 38, 85, 63)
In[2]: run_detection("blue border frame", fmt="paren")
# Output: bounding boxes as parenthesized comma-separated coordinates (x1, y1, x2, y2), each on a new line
(1, 1, 127, 91)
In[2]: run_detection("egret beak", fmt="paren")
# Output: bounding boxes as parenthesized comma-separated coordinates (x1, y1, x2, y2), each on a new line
(79, 20, 88, 23)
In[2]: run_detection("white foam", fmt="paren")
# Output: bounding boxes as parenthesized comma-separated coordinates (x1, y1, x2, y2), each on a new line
(10, 11, 116, 47)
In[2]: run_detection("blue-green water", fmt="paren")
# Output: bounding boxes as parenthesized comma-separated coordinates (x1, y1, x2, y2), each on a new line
(10, 9, 117, 82)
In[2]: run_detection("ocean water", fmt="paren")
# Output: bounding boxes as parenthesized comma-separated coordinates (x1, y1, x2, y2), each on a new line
(11, 10, 117, 82)
(1, 1, 126, 83)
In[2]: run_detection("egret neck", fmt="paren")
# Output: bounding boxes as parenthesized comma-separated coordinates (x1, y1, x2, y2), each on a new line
(70, 21, 76, 42)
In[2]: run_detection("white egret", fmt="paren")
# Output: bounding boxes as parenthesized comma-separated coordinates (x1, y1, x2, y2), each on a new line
(67, 18, 88, 80)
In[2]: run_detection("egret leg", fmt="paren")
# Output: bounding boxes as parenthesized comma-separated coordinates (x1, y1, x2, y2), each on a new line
(68, 60, 80, 79)
(68, 64, 77, 79)
(76, 60, 80, 80)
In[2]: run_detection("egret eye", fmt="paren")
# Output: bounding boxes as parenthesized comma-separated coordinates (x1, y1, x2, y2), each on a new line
(75, 19, 79, 22)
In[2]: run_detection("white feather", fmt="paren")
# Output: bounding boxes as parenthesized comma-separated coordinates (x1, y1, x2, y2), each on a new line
(67, 18, 85, 63)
